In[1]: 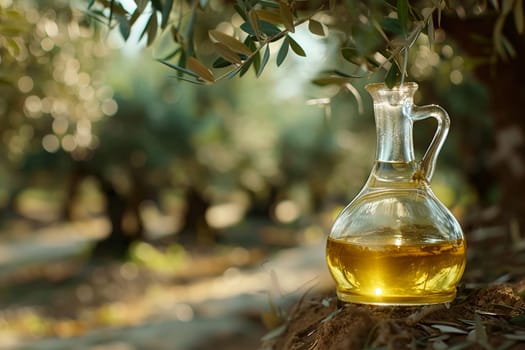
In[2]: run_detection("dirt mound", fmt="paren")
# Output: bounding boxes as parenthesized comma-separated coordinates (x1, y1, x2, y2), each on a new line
(271, 284, 525, 349)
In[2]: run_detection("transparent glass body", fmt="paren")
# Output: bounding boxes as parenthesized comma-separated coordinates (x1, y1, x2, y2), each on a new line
(327, 83, 466, 305)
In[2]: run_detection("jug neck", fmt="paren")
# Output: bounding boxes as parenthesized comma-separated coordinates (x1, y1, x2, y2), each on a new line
(366, 83, 418, 164)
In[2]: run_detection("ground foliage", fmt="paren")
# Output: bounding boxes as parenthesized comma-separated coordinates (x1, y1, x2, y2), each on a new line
(271, 284, 525, 350)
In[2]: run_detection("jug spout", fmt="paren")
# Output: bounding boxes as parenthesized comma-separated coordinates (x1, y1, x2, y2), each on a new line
(366, 83, 418, 165)
(365, 82, 450, 182)
(365, 82, 418, 104)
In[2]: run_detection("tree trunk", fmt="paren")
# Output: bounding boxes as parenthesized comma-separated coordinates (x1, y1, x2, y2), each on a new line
(62, 163, 87, 221)
(244, 182, 281, 219)
(178, 186, 216, 244)
(91, 172, 145, 259)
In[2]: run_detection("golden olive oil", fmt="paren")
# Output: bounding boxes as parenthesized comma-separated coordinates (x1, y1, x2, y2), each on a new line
(326, 233, 466, 305)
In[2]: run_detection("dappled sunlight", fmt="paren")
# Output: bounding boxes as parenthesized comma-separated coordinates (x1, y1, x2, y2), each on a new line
(0, 217, 331, 349)
(1, 2, 116, 161)
(205, 202, 247, 229)
(274, 200, 301, 224)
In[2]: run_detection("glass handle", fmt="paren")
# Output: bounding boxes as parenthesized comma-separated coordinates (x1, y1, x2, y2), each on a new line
(411, 104, 450, 181)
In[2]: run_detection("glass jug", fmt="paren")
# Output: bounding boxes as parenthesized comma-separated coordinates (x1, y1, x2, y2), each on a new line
(326, 82, 466, 305)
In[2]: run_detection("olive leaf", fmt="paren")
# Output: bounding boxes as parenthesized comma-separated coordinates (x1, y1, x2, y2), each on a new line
(213, 42, 243, 64)
(260, 0, 280, 8)
(134, 0, 149, 13)
(139, 12, 158, 47)
(288, 36, 306, 57)
(431, 324, 468, 334)
(381, 17, 403, 35)
(225, 65, 243, 80)
(312, 76, 350, 86)
(276, 36, 289, 66)
(385, 61, 400, 88)
(427, 15, 435, 47)
(161, 47, 181, 61)
(397, 0, 409, 36)
(257, 45, 270, 77)
(108, 0, 115, 25)
(308, 19, 326, 36)
(261, 324, 287, 342)
(504, 333, 525, 340)
(129, 9, 141, 27)
(151, 0, 162, 12)
(501, 35, 516, 58)
(209, 30, 252, 55)
(147, 12, 158, 47)
(241, 20, 281, 40)
(437, 0, 444, 27)
(161, 0, 174, 29)
(245, 36, 261, 73)
(115, 14, 131, 40)
(474, 314, 489, 347)
(248, 9, 262, 41)
(323, 69, 367, 78)
(341, 47, 361, 65)
(187, 56, 215, 82)
(239, 55, 254, 77)
(212, 56, 232, 68)
(158, 59, 200, 78)
(234, 3, 248, 22)
(255, 9, 282, 25)
(279, 1, 295, 33)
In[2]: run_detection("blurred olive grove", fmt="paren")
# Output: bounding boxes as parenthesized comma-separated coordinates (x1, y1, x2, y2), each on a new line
(0, 2, 389, 345)
(0, 0, 524, 347)
(0, 0, 382, 257)
(1, 0, 520, 258)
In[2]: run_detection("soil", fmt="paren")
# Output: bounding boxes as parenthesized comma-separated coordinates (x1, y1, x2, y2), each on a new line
(270, 284, 525, 349)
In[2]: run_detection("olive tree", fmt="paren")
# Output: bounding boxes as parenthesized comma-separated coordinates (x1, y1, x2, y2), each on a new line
(0, 0, 117, 222)
(88, 0, 525, 238)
